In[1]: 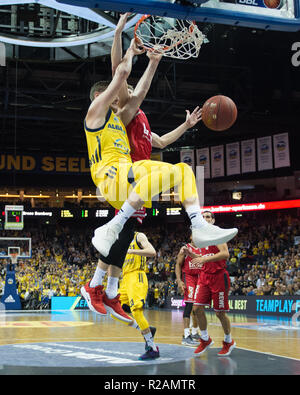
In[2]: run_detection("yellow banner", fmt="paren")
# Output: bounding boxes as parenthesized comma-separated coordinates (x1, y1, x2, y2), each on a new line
(0, 154, 90, 174)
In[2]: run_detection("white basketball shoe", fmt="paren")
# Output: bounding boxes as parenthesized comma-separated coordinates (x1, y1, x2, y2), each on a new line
(92, 222, 123, 257)
(192, 223, 238, 248)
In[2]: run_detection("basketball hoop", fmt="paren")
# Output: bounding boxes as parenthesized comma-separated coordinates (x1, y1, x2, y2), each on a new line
(9, 253, 18, 265)
(134, 15, 206, 60)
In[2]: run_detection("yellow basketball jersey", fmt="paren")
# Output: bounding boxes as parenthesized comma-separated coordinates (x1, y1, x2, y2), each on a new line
(84, 109, 131, 185)
(122, 233, 147, 276)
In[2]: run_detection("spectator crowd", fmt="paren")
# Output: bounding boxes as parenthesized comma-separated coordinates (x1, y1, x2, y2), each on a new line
(0, 211, 300, 310)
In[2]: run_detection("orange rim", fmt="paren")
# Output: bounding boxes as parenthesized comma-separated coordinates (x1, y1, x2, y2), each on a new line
(134, 14, 152, 49)
(134, 15, 196, 52)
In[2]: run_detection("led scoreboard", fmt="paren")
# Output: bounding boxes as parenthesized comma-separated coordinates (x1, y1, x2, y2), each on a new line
(4, 205, 24, 230)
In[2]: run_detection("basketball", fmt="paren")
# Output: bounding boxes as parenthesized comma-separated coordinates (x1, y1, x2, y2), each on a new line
(263, 0, 281, 9)
(201, 95, 238, 131)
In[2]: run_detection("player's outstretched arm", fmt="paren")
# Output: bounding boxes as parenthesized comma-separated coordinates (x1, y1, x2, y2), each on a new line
(152, 106, 202, 149)
(119, 50, 162, 127)
(127, 233, 156, 258)
(111, 13, 129, 75)
(86, 39, 144, 130)
(111, 13, 131, 108)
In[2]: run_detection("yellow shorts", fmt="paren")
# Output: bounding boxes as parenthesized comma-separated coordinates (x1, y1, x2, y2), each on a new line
(118, 271, 148, 312)
(93, 160, 133, 210)
(93, 159, 193, 210)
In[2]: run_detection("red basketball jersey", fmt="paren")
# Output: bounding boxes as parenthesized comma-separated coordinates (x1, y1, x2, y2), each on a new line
(182, 243, 202, 276)
(200, 245, 227, 274)
(126, 109, 152, 162)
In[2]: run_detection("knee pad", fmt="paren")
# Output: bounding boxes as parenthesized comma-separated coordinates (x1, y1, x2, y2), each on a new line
(183, 302, 193, 319)
(131, 308, 149, 331)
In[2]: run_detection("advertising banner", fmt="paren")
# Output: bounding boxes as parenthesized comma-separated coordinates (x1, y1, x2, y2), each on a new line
(0, 267, 21, 310)
(241, 139, 256, 174)
(51, 296, 84, 310)
(51, 295, 300, 319)
(226, 142, 240, 176)
(273, 133, 290, 168)
(257, 136, 273, 171)
(210, 145, 224, 178)
(0, 153, 90, 175)
(2, 200, 300, 226)
(180, 149, 195, 172)
(202, 199, 300, 214)
(196, 148, 210, 179)
(165, 295, 300, 317)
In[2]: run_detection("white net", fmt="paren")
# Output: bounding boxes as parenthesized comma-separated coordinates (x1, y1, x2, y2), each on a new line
(135, 16, 206, 60)
(9, 253, 18, 265)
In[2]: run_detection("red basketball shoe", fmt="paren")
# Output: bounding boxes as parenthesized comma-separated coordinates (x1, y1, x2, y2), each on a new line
(217, 340, 236, 357)
(194, 337, 214, 355)
(81, 282, 107, 315)
(103, 293, 133, 323)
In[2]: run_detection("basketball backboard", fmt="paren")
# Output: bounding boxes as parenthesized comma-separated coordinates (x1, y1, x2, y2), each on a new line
(0, 238, 32, 260)
(57, 0, 300, 31)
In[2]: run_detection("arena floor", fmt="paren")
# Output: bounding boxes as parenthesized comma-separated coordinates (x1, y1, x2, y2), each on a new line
(0, 308, 299, 376)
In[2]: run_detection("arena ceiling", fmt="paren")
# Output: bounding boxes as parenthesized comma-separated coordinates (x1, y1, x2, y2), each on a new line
(0, 2, 300, 175)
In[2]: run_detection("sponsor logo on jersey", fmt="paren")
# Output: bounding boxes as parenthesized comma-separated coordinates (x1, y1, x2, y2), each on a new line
(113, 139, 130, 154)
(108, 123, 125, 134)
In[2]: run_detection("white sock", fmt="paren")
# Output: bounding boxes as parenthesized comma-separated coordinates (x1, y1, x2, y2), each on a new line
(144, 331, 157, 351)
(185, 205, 207, 229)
(224, 333, 232, 343)
(130, 319, 140, 330)
(105, 277, 119, 299)
(192, 326, 199, 335)
(200, 329, 209, 341)
(110, 201, 136, 228)
(184, 328, 190, 338)
(90, 266, 107, 288)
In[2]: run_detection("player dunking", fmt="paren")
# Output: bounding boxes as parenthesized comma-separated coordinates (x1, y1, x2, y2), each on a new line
(85, 23, 237, 252)
(81, 37, 163, 323)
(189, 211, 236, 357)
(86, 46, 237, 253)
(82, 14, 208, 323)
(82, 18, 238, 320)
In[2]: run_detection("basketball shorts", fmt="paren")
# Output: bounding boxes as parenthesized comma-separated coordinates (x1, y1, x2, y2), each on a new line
(182, 272, 199, 303)
(98, 218, 135, 268)
(94, 159, 197, 210)
(94, 160, 135, 210)
(119, 271, 148, 312)
(194, 270, 230, 312)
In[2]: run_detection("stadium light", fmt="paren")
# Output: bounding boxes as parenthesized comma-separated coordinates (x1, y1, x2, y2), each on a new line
(64, 195, 103, 198)
(0, 194, 50, 198)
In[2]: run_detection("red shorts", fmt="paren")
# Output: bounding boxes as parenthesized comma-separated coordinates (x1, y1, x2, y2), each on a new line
(182, 272, 198, 303)
(194, 270, 230, 311)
